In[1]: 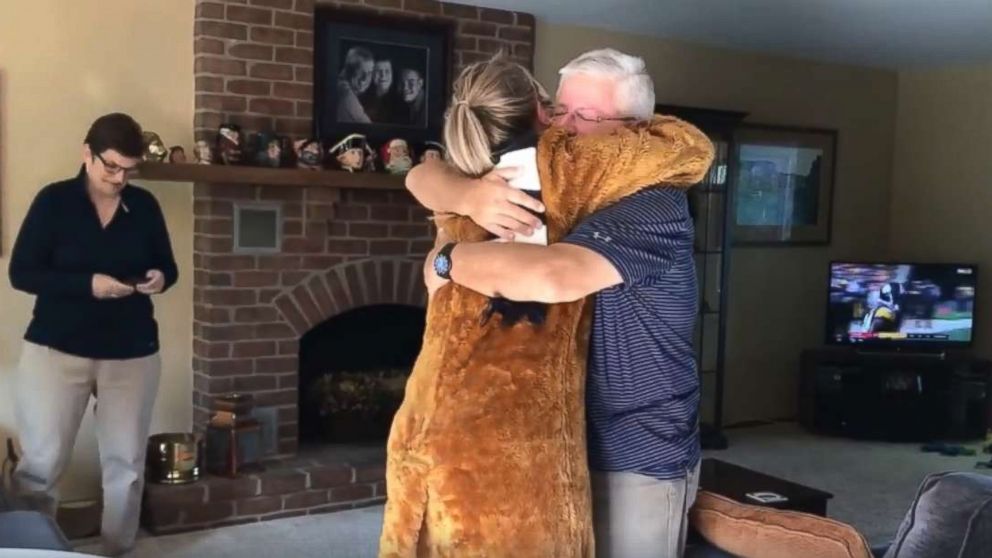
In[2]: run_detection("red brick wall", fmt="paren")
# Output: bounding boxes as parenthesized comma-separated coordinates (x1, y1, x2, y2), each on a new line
(194, 0, 536, 141)
(192, 0, 536, 457)
(193, 184, 433, 454)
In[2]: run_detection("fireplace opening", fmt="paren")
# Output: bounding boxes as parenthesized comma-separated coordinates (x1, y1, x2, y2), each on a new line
(298, 304, 425, 445)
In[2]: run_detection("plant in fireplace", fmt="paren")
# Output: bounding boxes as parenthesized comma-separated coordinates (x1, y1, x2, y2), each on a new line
(308, 368, 408, 443)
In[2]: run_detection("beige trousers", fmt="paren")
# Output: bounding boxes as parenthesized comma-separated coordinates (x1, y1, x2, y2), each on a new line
(13, 341, 161, 557)
(592, 462, 701, 558)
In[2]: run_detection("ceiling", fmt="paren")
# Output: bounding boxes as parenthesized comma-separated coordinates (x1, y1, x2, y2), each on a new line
(459, 0, 992, 69)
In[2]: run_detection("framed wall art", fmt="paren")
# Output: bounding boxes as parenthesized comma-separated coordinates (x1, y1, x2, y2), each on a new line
(731, 124, 838, 246)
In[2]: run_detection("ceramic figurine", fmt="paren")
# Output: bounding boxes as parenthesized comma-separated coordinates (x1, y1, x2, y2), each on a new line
(168, 146, 187, 164)
(294, 138, 323, 170)
(216, 123, 243, 165)
(142, 131, 167, 163)
(380, 138, 413, 175)
(251, 132, 286, 168)
(328, 133, 375, 173)
(194, 140, 214, 165)
(419, 140, 446, 163)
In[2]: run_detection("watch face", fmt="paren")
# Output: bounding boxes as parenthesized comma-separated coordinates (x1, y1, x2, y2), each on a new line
(433, 254, 451, 276)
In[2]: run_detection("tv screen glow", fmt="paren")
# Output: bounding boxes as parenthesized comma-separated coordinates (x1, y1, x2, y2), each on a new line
(827, 262, 977, 346)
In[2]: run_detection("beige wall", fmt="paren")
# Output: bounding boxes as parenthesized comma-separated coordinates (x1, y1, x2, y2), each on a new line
(534, 23, 899, 424)
(889, 64, 992, 356)
(0, 0, 194, 500)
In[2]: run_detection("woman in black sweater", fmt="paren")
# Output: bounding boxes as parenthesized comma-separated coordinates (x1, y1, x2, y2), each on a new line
(8, 113, 177, 557)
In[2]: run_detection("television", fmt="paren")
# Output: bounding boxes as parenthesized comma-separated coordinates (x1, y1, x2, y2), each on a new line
(826, 262, 977, 348)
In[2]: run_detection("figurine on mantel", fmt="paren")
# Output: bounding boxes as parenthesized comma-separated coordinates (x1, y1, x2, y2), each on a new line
(294, 138, 323, 170)
(251, 132, 286, 168)
(328, 133, 375, 173)
(216, 123, 243, 165)
(419, 140, 446, 164)
(194, 140, 214, 165)
(141, 131, 167, 163)
(168, 146, 187, 164)
(380, 138, 413, 175)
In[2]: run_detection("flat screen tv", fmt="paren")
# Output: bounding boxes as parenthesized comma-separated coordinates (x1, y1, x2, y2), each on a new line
(826, 262, 977, 348)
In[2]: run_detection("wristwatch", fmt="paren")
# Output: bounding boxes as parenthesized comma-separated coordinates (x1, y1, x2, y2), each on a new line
(433, 242, 457, 280)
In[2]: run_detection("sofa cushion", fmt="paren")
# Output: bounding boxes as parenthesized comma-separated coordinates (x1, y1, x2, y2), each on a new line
(690, 490, 873, 558)
(0, 510, 72, 550)
(883, 471, 992, 558)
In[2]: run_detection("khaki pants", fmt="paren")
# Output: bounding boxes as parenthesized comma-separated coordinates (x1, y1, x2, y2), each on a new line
(13, 341, 161, 556)
(592, 462, 701, 558)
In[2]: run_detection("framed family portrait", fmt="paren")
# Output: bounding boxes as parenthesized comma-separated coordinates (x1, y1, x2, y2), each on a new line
(731, 124, 838, 246)
(314, 7, 454, 146)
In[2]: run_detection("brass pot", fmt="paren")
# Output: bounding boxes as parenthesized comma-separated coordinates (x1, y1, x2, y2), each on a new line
(146, 433, 201, 485)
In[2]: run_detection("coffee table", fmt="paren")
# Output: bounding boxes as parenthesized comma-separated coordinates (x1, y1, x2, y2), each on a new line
(699, 458, 834, 516)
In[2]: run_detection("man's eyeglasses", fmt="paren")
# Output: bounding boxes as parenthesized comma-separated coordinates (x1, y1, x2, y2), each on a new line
(94, 152, 138, 178)
(550, 107, 638, 124)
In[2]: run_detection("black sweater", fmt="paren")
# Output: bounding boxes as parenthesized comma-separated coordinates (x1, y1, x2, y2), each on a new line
(8, 168, 178, 359)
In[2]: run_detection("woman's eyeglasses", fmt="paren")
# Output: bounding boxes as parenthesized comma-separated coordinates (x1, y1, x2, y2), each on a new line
(94, 152, 139, 178)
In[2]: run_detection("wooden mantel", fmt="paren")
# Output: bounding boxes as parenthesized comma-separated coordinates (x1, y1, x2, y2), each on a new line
(136, 162, 407, 190)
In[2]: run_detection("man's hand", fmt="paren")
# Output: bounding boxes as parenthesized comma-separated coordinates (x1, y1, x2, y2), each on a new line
(92, 274, 134, 300)
(137, 269, 166, 295)
(460, 167, 545, 241)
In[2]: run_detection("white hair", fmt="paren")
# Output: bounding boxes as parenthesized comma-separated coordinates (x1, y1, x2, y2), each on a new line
(558, 48, 655, 121)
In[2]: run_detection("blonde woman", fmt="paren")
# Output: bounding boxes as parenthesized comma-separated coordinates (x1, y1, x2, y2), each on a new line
(379, 54, 713, 558)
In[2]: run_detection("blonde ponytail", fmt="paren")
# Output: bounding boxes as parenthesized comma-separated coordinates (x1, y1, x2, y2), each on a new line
(443, 53, 548, 177)
(444, 101, 493, 177)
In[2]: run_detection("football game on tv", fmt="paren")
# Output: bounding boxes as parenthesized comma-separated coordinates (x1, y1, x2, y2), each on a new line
(826, 262, 977, 347)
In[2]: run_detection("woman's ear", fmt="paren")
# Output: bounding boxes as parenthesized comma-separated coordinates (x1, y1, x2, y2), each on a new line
(536, 99, 552, 126)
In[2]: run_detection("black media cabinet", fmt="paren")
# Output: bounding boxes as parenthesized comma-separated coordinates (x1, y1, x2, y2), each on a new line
(799, 347, 991, 441)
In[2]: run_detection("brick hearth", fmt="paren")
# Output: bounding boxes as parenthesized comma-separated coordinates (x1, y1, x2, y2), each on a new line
(142, 444, 385, 534)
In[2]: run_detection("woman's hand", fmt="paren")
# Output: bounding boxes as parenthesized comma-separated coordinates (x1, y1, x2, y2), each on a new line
(461, 167, 544, 241)
(137, 269, 166, 295)
(92, 274, 134, 299)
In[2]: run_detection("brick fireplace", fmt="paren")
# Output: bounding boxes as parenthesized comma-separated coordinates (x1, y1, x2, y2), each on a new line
(192, 0, 536, 455)
(141, 0, 536, 533)
(192, 184, 434, 455)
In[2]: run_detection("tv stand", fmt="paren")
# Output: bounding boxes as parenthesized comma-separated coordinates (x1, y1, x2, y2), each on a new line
(854, 348, 947, 361)
(800, 347, 991, 441)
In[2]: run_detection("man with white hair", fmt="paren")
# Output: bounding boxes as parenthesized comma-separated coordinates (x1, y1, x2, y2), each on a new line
(407, 48, 703, 558)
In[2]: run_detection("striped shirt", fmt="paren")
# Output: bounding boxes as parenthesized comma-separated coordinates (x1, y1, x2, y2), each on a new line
(563, 187, 700, 481)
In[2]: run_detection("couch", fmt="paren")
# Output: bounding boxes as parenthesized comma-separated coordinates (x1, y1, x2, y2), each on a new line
(0, 484, 72, 551)
(686, 471, 992, 558)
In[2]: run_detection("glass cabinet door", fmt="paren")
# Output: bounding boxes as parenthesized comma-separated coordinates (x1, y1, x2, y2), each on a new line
(690, 139, 729, 426)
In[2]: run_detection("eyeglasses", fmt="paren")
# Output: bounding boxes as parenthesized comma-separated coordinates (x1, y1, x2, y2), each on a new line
(94, 152, 139, 178)
(550, 107, 638, 124)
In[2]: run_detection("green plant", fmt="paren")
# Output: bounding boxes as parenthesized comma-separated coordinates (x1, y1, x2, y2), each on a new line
(310, 368, 410, 421)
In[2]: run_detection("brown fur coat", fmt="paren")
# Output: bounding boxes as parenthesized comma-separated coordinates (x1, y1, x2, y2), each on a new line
(379, 116, 715, 558)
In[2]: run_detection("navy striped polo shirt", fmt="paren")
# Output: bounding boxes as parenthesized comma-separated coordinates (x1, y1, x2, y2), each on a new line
(563, 187, 700, 480)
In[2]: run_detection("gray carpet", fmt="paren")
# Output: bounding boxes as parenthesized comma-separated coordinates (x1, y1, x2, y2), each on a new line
(76, 422, 991, 557)
(76, 505, 385, 558)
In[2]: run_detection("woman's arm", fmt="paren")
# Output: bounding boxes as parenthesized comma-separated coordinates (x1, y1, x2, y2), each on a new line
(8, 190, 92, 297)
(147, 195, 179, 292)
(406, 160, 543, 240)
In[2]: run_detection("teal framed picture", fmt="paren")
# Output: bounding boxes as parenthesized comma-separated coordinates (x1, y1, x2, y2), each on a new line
(731, 124, 837, 246)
